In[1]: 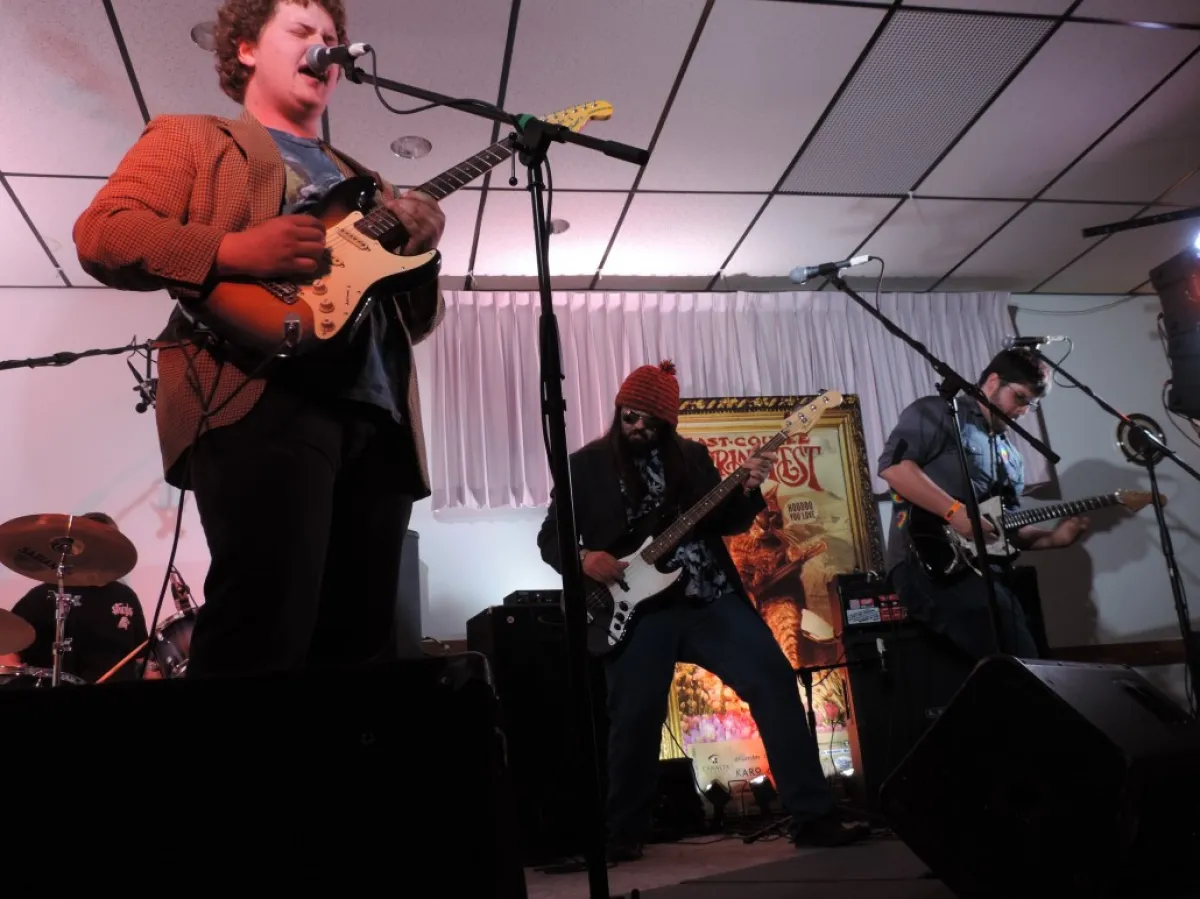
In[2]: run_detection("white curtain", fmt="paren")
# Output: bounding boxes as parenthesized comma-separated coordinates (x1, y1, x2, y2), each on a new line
(426, 290, 1051, 511)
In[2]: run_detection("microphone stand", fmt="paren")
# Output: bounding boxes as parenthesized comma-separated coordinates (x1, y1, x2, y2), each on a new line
(342, 58, 650, 899)
(827, 275, 1059, 656)
(1031, 349, 1200, 713)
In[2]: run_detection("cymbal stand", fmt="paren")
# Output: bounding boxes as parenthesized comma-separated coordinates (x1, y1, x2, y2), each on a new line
(49, 552, 80, 688)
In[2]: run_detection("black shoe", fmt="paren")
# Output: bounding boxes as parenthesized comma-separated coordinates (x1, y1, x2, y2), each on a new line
(606, 837, 644, 863)
(791, 810, 871, 847)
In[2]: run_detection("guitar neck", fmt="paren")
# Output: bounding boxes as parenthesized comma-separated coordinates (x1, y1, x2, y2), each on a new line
(1001, 493, 1120, 530)
(355, 137, 517, 238)
(642, 430, 791, 564)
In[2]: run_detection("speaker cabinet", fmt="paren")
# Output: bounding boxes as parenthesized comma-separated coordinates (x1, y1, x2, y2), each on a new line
(881, 657, 1200, 899)
(843, 625, 975, 814)
(467, 604, 608, 865)
(0, 654, 527, 898)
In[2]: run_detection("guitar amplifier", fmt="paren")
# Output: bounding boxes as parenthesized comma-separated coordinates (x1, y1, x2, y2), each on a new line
(503, 589, 561, 608)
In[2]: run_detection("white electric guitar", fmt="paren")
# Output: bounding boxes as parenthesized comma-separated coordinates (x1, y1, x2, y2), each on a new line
(908, 488, 1160, 584)
(582, 391, 843, 657)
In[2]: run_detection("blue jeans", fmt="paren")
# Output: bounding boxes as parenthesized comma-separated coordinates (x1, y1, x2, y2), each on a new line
(603, 592, 834, 842)
(893, 561, 1039, 661)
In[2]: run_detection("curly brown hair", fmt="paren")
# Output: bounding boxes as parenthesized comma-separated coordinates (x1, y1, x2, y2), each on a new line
(214, 0, 348, 104)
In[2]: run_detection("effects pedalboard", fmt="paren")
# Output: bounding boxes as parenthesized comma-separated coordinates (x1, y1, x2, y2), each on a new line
(834, 571, 909, 631)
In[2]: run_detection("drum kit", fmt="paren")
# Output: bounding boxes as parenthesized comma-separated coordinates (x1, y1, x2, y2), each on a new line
(0, 512, 196, 689)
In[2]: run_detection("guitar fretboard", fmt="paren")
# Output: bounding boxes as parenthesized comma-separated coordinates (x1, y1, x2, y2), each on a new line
(353, 137, 518, 241)
(1002, 493, 1119, 530)
(641, 397, 831, 565)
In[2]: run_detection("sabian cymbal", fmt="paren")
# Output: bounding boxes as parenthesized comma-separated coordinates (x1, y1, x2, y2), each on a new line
(0, 607, 35, 654)
(0, 514, 137, 587)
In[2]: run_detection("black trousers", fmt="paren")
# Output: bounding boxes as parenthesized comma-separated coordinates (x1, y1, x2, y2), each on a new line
(184, 383, 416, 677)
(604, 592, 835, 843)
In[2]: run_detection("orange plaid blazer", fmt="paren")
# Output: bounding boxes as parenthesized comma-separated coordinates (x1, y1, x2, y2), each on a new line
(73, 109, 443, 497)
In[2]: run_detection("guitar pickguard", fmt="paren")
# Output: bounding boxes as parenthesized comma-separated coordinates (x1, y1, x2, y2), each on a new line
(298, 210, 437, 342)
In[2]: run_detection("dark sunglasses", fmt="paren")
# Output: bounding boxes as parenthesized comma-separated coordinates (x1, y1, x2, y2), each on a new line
(621, 409, 658, 428)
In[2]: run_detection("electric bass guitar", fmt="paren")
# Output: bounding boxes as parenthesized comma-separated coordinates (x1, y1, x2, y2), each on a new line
(186, 101, 614, 359)
(907, 488, 1160, 584)
(582, 391, 844, 657)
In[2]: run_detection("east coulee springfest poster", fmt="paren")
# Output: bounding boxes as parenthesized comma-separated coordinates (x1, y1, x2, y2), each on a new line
(660, 394, 885, 812)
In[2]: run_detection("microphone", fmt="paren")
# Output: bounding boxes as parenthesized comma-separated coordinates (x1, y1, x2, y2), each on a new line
(168, 566, 197, 614)
(305, 42, 371, 75)
(1002, 335, 1068, 349)
(789, 255, 873, 285)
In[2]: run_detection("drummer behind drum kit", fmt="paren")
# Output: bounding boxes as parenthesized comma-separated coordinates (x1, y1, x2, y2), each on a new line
(0, 512, 196, 689)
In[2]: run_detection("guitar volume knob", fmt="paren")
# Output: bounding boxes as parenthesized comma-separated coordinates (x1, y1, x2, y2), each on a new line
(320, 319, 335, 334)
(311, 279, 328, 295)
(318, 299, 335, 313)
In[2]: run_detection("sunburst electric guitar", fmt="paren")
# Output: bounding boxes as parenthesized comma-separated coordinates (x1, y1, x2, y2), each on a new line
(186, 101, 614, 358)
(583, 391, 844, 657)
(907, 488, 1161, 584)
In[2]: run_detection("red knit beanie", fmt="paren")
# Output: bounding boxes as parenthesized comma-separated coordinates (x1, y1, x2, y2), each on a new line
(615, 360, 680, 427)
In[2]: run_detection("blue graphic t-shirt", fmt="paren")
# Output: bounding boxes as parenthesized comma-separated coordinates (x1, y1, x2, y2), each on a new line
(266, 127, 407, 424)
(623, 447, 731, 601)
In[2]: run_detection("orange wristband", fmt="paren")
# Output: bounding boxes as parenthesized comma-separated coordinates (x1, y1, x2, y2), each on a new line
(944, 501, 963, 521)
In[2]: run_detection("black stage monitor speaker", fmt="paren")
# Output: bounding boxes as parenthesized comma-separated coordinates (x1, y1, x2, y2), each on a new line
(880, 656, 1200, 899)
(0, 653, 527, 899)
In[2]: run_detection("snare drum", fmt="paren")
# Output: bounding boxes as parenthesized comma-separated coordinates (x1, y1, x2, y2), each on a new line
(0, 665, 86, 689)
(151, 608, 195, 678)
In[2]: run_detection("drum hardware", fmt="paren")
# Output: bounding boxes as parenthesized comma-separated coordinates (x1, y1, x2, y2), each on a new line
(0, 512, 139, 686)
(0, 665, 86, 689)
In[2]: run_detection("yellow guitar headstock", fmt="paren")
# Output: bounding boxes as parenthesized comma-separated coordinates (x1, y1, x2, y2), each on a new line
(542, 101, 614, 134)
(781, 391, 844, 437)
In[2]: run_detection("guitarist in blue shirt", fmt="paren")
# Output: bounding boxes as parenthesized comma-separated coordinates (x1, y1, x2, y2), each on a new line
(878, 348, 1088, 663)
(538, 361, 869, 863)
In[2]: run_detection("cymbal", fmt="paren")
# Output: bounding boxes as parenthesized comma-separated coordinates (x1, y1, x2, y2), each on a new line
(0, 607, 35, 654)
(0, 514, 137, 587)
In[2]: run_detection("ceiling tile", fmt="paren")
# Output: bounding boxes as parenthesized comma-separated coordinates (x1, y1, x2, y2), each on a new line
(427, 190, 482, 278)
(1042, 50, 1200, 203)
(5, 177, 113, 287)
(948, 201, 1148, 291)
(915, 0, 1074, 10)
(0, 187, 63, 286)
(638, 1, 885, 192)
(1073, 0, 1200, 24)
(502, 0, 708, 191)
(1037, 206, 1199, 293)
(601, 194, 764, 277)
(780, 9, 1054, 195)
(109, 0, 241, 120)
(920, 23, 1200, 198)
(471, 190, 627, 277)
(0, 3, 146, 174)
(857, 198, 1026, 289)
(1161, 173, 1200, 206)
(326, 0, 511, 193)
(723, 195, 897, 282)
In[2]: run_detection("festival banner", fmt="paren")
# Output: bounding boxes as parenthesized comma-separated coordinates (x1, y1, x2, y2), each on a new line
(660, 394, 885, 813)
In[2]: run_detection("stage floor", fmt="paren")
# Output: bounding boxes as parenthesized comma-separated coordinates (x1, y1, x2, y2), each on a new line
(524, 833, 951, 899)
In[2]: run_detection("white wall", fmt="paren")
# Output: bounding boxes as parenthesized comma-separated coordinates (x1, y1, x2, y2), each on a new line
(2, 288, 1195, 706)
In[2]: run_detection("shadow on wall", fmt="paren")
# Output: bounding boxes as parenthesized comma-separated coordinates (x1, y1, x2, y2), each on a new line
(1024, 455, 1195, 648)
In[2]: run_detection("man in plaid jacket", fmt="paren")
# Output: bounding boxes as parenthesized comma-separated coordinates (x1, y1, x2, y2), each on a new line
(73, 0, 446, 677)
